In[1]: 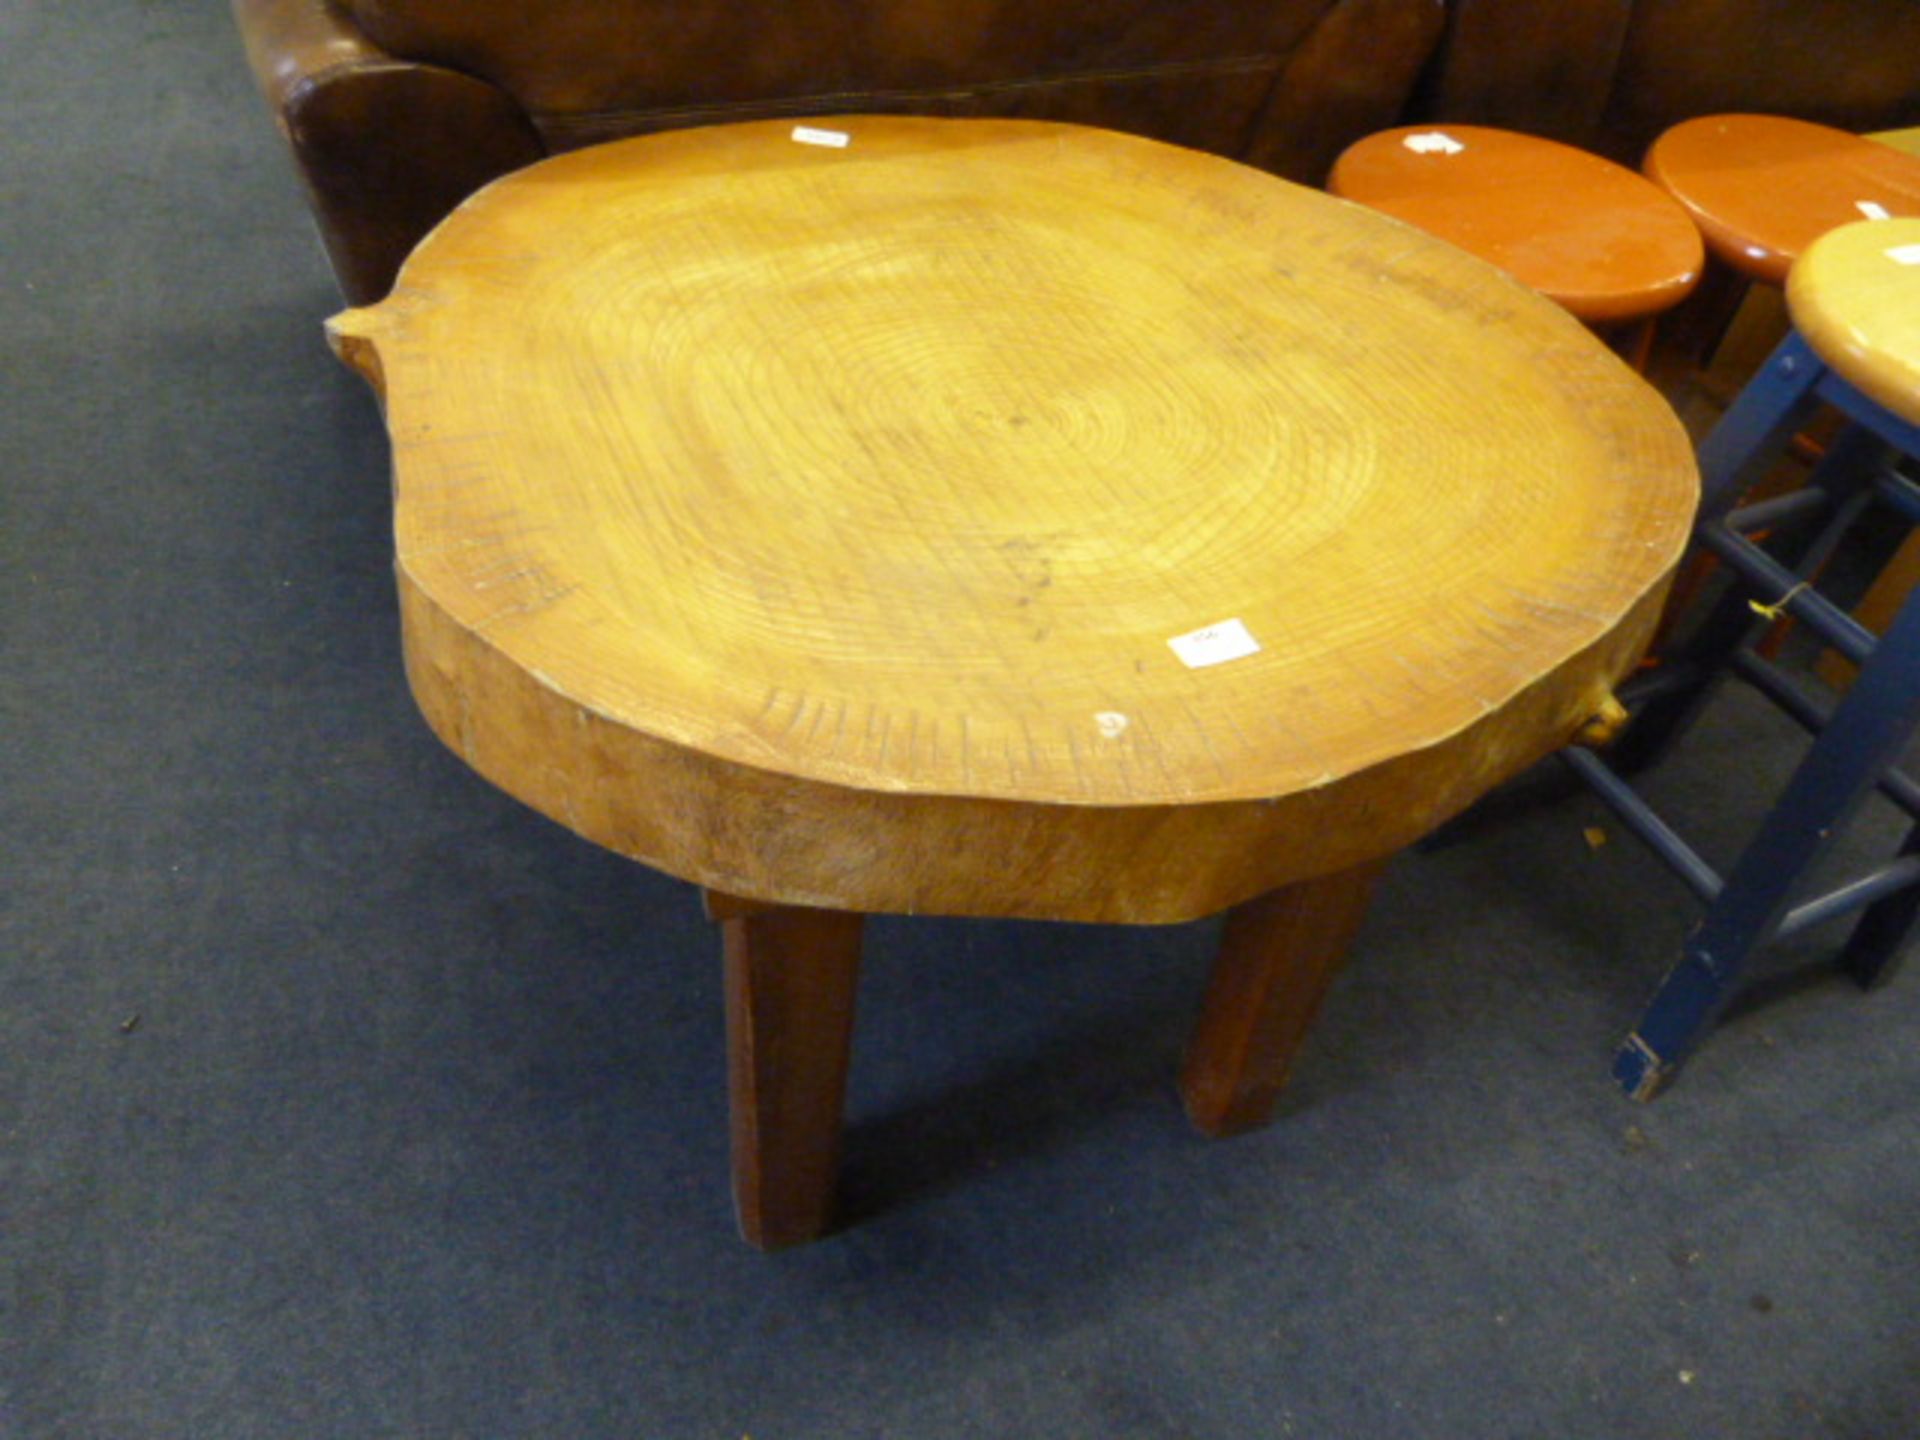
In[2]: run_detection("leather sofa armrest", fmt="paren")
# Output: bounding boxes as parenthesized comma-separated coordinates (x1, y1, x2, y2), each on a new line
(232, 0, 544, 303)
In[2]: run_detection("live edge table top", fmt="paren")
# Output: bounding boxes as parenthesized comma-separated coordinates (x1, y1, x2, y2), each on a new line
(328, 117, 1697, 925)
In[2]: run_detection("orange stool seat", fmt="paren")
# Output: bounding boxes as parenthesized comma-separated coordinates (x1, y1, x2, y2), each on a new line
(1329, 124, 1704, 326)
(1647, 114, 1920, 286)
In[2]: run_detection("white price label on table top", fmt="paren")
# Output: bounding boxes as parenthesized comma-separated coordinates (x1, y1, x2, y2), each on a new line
(1167, 618, 1261, 669)
(792, 126, 851, 149)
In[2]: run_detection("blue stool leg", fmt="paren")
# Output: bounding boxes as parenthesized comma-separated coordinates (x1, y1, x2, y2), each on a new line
(1615, 580, 1920, 1099)
(1698, 333, 1829, 515)
(1613, 338, 1827, 775)
(1612, 378, 1881, 779)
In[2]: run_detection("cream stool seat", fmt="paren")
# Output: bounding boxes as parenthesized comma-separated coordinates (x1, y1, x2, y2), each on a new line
(1789, 216, 1920, 426)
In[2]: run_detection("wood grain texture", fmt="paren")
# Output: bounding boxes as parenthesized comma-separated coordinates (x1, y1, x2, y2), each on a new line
(1788, 217, 1920, 429)
(329, 117, 1696, 922)
(1180, 861, 1384, 1136)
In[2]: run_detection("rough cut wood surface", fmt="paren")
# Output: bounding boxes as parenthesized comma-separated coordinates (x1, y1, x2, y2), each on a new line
(328, 117, 1696, 922)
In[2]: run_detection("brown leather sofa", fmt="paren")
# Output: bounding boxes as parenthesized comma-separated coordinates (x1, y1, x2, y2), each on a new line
(233, 0, 1447, 301)
(236, 0, 1920, 305)
(1427, 0, 1920, 159)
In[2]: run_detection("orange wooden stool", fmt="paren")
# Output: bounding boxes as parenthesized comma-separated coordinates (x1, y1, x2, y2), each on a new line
(1329, 123, 1704, 360)
(1646, 114, 1920, 286)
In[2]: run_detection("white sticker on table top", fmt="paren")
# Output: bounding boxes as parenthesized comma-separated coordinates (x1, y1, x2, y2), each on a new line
(1167, 618, 1261, 669)
(792, 125, 850, 149)
(1887, 243, 1920, 265)
(1857, 200, 1894, 221)
(1403, 131, 1466, 156)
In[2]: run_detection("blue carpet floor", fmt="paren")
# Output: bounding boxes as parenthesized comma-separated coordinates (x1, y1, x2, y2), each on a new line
(5, 5, 1917, 1436)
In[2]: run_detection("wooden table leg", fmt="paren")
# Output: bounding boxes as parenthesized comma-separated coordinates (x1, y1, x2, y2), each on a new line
(1179, 861, 1385, 1137)
(709, 892, 865, 1250)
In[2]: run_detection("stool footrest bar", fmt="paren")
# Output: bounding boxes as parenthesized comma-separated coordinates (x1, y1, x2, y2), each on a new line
(1697, 520, 1879, 664)
(1871, 467, 1920, 525)
(1560, 747, 1724, 904)
(1777, 856, 1920, 940)
(1725, 486, 1834, 534)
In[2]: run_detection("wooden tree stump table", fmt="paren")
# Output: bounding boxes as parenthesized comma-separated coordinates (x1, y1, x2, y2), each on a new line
(327, 117, 1697, 1249)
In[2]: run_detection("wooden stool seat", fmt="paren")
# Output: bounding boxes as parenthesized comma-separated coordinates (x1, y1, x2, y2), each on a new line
(1329, 124, 1703, 325)
(1789, 217, 1920, 427)
(1874, 127, 1920, 162)
(1647, 114, 1920, 287)
(1812, 173, 1920, 691)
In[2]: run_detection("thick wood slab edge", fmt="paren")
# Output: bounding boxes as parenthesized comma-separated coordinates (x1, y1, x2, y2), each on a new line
(397, 566, 1671, 923)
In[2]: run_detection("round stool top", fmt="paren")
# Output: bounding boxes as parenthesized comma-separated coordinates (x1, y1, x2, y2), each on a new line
(1647, 114, 1920, 286)
(328, 118, 1695, 921)
(1328, 124, 1704, 325)
(1789, 217, 1920, 428)
(1873, 127, 1920, 161)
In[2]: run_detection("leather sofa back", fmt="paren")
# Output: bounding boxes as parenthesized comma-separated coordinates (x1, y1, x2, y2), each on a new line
(340, 0, 1414, 155)
(239, 0, 1446, 301)
(1606, 0, 1920, 149)
(1430, 0, 1920, 158)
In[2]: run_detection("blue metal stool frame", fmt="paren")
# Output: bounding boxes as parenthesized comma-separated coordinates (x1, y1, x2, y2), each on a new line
(1564, 331, 1920, 1100)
